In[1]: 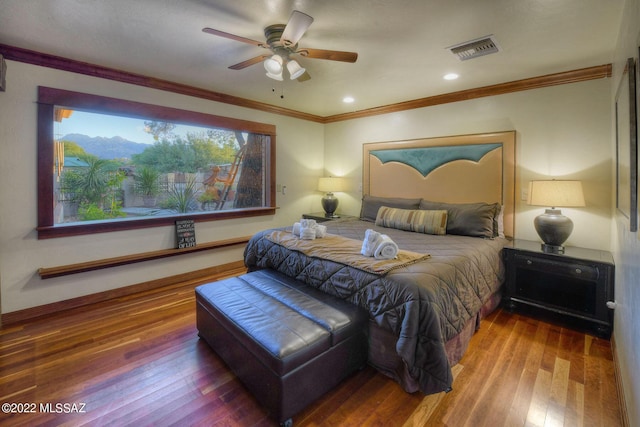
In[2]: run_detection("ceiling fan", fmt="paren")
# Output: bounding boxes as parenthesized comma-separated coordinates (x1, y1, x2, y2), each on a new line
(202, 10, 358, 82)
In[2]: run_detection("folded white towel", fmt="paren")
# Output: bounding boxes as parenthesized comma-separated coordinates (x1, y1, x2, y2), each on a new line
(374, 234, 399, 260)
(361, 229, 382, 257)
(292, 222, 301, 236)
(299, 218, 317, 240)
(300, 227, 316, 240)
(293, 219, 327, 239)
(300, 218, 317, 229)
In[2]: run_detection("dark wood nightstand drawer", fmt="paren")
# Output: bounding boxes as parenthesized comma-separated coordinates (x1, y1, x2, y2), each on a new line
(513, 254, 599, 281)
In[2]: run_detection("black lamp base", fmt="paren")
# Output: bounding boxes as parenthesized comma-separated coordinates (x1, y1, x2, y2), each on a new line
(541, 243, 565, 253)
(321, 192, 339, 217)
(534, 208, 573, 251)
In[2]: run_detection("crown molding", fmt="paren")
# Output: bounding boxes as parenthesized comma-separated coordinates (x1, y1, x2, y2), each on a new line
(0, 43, 325, 123)
(0, 44, 611, 124)
(323, 64, 612, 123)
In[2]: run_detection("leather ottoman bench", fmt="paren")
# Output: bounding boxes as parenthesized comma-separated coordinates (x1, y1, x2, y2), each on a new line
(195, 269, 368, 426)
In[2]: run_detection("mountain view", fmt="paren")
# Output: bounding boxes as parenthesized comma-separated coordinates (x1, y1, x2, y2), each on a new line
(61, 133, 149, 160)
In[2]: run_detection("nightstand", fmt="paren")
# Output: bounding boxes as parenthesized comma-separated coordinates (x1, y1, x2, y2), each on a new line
(503, 239, 615, 338)
(302, 212, 353, 223)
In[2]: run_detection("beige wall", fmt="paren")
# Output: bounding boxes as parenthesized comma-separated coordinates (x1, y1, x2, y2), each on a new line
(0, 61, 325, 314)
(611, 0, 640, 424)
(325, 78, 613, 251)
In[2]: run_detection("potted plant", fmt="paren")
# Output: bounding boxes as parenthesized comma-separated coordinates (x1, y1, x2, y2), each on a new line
(198, 186, 220, 210)
(167, 175, 197, 213)
(134, 166, 161, 207)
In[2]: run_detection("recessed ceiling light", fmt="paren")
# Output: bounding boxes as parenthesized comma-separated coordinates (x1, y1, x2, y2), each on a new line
(343, 96, 355, 103)
(443, 73, 459, 81)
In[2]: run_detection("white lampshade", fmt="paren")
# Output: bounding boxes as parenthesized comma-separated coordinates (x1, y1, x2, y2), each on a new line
(264, 55, 283, 74)
(318, 177, 347, 193)
(527, 180, 585, 208)
(286, 59, 306, 80)
(265, 70, 283, 81)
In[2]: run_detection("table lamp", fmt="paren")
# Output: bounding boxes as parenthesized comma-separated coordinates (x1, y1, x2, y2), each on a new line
(527, 180, 585, 253)
(317, 177, 347, 217)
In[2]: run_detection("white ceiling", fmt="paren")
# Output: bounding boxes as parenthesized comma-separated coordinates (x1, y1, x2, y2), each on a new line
(0, 0, 624, 117)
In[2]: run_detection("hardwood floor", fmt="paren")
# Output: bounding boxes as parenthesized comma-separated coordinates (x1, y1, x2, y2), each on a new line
(0, 271, 623, 427)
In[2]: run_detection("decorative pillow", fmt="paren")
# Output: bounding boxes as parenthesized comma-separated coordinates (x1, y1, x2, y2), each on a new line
(496, 204, 505, 238)
(360, 195, 422, 222)
(375, 206, 448, 235)
(418, 200, 501, 238)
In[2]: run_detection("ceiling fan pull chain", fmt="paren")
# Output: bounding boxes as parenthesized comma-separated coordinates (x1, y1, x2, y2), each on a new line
(271, 85, 285, 99)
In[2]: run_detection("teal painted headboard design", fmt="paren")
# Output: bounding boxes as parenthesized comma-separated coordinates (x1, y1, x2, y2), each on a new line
(362, 131, 516, 238)
(370, 143, 502, 177)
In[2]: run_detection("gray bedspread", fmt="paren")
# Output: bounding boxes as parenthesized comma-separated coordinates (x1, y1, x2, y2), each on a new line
(243, 218, 508, 394)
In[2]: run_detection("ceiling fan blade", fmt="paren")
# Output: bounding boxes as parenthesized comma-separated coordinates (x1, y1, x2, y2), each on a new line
(280, 10, 314, 46)
(202, 27, 267, 48)
(228, 55, 270, 70)
(296, 71, 311, 82)
(296, 48, 358, 63)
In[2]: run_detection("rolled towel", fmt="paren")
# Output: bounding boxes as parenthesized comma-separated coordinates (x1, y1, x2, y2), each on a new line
(314, 224, 327, 238)
(300, 227, 316, 240)
(300, 218, 317, 229)
(361, 228, 382, 257)
(292, 222, 301, 236)
(299, 218, 317, 240)
(374, 234, 399, 260)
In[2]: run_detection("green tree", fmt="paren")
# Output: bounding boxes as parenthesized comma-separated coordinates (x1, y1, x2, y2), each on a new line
(144, 121, 176, 141)
(133, 166, 161, 197)
(61, 157, 125, 220)
(133, 123, 239, 173)
(62, 140, 87, 158)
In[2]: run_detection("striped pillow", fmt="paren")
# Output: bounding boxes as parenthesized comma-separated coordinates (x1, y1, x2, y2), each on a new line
(375, 206, 448, 235)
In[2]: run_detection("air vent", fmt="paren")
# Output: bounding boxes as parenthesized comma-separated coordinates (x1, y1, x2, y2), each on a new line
(447, 36, 500, 61)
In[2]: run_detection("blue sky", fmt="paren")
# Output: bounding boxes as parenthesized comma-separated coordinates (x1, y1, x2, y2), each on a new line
(54, 110, 211, 145)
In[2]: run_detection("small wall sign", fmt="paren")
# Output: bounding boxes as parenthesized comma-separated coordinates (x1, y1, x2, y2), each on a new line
(175, 219, 196, 249)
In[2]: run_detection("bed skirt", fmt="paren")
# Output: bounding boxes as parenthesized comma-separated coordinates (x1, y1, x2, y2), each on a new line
(367, 289, 502, 394)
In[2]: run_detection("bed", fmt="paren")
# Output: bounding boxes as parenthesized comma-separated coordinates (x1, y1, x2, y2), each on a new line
(244, 131, 516, 395)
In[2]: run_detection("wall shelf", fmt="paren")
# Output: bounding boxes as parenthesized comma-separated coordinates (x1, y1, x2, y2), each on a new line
(38, 236, 251, 279)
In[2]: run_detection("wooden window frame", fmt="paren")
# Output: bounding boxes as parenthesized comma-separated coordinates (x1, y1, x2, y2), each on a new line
(36, 86, 276, 239)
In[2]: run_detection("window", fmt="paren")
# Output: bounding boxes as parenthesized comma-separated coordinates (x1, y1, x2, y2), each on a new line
(37, 87, 276, 239)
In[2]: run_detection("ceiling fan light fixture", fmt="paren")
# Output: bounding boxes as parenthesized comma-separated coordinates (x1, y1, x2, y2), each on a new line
(266, 71, 283, 81)
(264, 54, 283, 74)
(203, 10, 357, 84)
(287, 59, 306, 80)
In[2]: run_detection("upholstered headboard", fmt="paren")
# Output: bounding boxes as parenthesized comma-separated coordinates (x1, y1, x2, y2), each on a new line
(363, 131, 516, 238)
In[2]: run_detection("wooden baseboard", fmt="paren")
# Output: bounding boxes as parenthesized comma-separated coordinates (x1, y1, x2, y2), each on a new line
(611, 333, 630, 427)
(1, 260, 246, 325)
